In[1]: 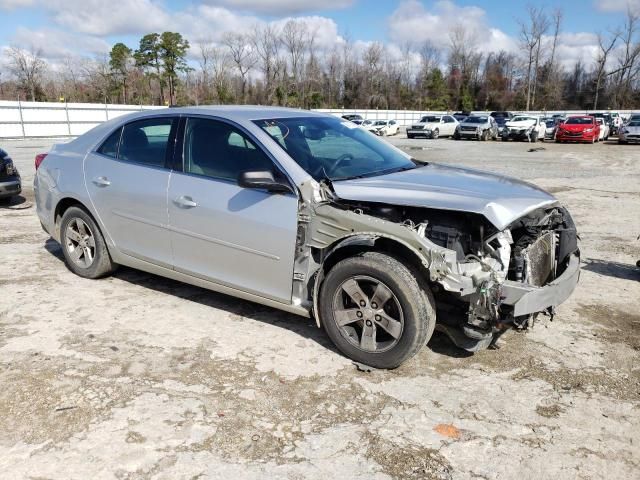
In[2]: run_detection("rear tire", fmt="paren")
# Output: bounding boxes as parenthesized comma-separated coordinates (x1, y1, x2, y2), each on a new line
(60, 206, 116, 279)
(319, 252, 435, 369)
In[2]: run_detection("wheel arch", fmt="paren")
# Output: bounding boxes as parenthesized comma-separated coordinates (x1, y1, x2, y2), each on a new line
(311, 234, 432, 328)
(53, 197, 104, 244)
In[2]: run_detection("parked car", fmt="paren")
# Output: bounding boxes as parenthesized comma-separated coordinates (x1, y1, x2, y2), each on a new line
(595, 118, 610, 141)
(406, 115, 458, 139)
(618, 119, 640, 144)
(365, 119, 399, 136)
(544, 118, 563, 141)
(0, 147, 22, 201)
(592, 112, 612, 128)
(341, 114, 363, 123)
(494, 116, 510, 136)
(502, 115, 546, 142)
(33, 107, 580, 368)
(555, 116, 600, 143)
(452, 111, 471, 122)
(625, 113, 640, 124)
(490, 111, 513, 134)
(454, 115, 499, 141)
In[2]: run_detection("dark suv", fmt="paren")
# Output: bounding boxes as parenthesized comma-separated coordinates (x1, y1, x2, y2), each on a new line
(0, 148, 21, 201)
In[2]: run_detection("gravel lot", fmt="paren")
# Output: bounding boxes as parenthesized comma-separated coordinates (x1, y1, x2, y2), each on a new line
(1, 135, 639, 479)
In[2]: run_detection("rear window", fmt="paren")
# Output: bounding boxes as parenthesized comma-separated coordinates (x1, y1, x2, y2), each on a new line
(97, 127, 122, 158)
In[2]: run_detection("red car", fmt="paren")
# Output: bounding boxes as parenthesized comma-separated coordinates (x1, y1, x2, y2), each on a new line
(555, 116, 600, 143)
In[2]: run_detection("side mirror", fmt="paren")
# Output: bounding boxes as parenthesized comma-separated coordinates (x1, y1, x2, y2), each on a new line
(238, 170, 293, 194)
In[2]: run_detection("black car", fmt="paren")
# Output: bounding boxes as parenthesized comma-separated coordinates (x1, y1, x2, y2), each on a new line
(0, 147, 21, 201)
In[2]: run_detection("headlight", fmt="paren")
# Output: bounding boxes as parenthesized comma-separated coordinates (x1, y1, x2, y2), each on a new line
(5, 161, 16, 175)
(585, 128, 593, 133)
(622, 129, 629, 134)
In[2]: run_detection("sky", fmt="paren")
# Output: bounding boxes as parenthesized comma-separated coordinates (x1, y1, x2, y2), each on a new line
(0, 0, 638, 71)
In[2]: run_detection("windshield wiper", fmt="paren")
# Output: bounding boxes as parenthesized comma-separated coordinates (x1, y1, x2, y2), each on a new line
(332, 164, 418, 181)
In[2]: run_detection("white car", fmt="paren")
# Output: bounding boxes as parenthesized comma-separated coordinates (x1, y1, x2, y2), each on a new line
(618, 119, 640, 143)
(595, 118, 610, 141)
(406, 115, 459, 139)
(502, 115, 546, 142)
(366, 120, 399, 136)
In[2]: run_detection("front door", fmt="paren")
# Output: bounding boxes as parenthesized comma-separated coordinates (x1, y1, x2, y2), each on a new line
(84, 116, 176, 267)
(167, 117, 299, 303)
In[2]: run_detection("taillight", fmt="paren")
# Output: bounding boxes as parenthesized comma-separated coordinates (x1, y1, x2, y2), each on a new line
(35, 153, 47, 170)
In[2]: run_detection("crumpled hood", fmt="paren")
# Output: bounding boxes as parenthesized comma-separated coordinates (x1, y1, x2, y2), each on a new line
(505, 119, 536, 128)
(332, 163, 558, 230)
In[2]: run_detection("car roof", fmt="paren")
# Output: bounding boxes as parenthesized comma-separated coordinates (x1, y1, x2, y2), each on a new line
(124, 105, 328, 122)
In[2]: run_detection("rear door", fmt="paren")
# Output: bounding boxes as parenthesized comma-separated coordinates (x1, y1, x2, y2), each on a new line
(84, 116, 177, 267)
(167, 116, 299, 302)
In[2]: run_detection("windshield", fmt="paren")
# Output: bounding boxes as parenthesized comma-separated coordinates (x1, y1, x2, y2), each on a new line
(464, 116, 487, 123)
(495, 117, 508, 125)
(511, 116, 536, 122)
(420, 116, 440, 123)
(565, 117, 593, 125)
(374, 120, 387, 126)
(254, 116, 417, 181)
(545, 120, 556, 127)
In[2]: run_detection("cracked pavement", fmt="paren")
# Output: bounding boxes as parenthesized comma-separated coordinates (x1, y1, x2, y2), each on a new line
(1, 136, 639, 479)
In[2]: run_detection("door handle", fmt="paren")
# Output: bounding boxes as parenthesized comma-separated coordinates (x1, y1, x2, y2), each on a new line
(92, 176, 111, 187)
(174, 195, 198, 209)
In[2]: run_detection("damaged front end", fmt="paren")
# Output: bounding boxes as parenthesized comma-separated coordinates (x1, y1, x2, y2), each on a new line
(294, 181, 579, 353)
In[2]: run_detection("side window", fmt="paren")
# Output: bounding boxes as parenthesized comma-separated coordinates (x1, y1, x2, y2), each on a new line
(184, 117, 275, 182)
(119, 118, 174, 168)
(97, 127, 122, 158)
(390, 120, 396, 125)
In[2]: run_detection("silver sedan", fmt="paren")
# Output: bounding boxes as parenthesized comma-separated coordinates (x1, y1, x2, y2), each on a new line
(34, 107, 580, 368)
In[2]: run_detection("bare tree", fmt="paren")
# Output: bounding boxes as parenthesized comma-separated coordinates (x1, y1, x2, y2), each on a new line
(281, 19, 310, 104)
(593, 31, 619, 109)
(519, 6, 550, 109)
(6, 46, 46, 101)
(222, 32, 256, 103)
(251, 24, 281, 104)
(610, 7, 640, 107)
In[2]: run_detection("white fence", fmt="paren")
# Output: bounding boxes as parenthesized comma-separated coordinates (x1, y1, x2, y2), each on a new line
(0, 100, 162, 138)
(0, 100, 636, 139)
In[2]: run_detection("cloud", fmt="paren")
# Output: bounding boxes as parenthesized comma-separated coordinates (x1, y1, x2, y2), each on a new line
(46, 0, 171, 36)
(0, 0, 34, 9)
(11, 26, 111, 59)
(387, 0, 517, 54)
(203, 0, 355, 15)
(593, 0, 640, 12)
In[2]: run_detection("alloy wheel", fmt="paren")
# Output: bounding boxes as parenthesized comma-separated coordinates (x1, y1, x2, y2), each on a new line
(65, 218, 96, 268)
(332, 275, 404, 353)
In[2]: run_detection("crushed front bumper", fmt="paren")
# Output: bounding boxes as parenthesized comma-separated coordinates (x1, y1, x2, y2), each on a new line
(500, 252, 580, 316)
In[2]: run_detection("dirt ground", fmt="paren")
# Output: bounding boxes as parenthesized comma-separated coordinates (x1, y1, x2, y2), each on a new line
(1, 135, 639, 479)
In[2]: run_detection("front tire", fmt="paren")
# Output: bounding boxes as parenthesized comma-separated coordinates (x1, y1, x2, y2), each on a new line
(319, 252, 435, 369)
(60, 206, 116, 279)
(432, 128, 439, 139)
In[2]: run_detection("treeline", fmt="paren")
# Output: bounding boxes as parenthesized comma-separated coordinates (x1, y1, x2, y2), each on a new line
(2, 6, 640, 111)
